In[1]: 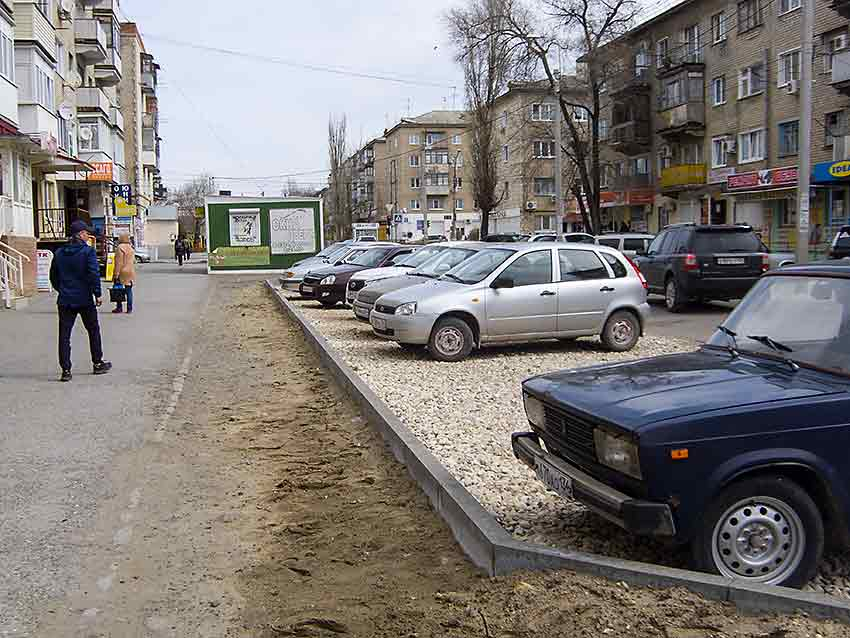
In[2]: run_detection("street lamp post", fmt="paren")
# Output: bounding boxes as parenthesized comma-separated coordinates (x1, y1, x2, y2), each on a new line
(451, 150, 462, 240)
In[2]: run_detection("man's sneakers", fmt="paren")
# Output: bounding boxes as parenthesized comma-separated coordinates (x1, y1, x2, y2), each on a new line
(93, 361, 112, 375)
(60, 370, 72, 382)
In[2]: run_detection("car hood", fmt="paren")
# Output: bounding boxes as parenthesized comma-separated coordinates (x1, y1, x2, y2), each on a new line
(357, 274, 435, 304)
(374, 278, 470, 307)
(523, 349, 841, 431)
(351, 266, 414, 283)
(283, 261, 331, 278)
(304, 263, 363, 279)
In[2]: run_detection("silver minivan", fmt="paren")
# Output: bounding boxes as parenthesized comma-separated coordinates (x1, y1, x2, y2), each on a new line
(370, 243, 650, 361)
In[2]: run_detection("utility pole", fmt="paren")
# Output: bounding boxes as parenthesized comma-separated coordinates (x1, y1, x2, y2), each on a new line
(451, 150, 461, 240)
(554, 77, 565, 235)
(796, 0, 814, 263)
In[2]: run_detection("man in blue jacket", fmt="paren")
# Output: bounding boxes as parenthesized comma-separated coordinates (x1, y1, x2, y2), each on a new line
(49, 220, 112, 382)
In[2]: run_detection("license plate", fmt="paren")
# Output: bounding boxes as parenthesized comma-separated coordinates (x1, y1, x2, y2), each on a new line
(717, 257, 745, 265)
(535, 458, 573, 499)
(302, 285, 313, 294)
(347, 292, 355, 303)
(372, 316, 387, 331)
(355, 306, 369, 319)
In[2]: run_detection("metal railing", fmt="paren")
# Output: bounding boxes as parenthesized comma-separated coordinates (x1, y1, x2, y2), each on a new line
(0, 240, 30, 308)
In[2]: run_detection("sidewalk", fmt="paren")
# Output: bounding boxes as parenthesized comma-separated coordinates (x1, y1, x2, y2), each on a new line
(0, 262, 210, 636)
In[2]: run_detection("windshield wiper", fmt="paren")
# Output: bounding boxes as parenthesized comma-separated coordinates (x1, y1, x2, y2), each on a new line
(716, 325, 740, 358)
(745, 335, 799, 372)
(443, 273, 465, 283)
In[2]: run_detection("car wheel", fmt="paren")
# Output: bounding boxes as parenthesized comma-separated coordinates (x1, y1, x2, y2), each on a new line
(428, 317, 474, 362)
(692, 475, 823, 588)
(318, 299, 338, 309)
(665, 277, 685, 313)
(601, 311, 640, 352)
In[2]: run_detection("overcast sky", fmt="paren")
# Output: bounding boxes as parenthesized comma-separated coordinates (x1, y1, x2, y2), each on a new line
(120, 0, 468, 196)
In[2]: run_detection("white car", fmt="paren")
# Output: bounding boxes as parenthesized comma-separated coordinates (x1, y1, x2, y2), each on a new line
(280, 242, 394, 293)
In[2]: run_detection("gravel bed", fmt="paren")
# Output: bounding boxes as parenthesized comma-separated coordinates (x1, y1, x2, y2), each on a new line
(284, 294, 850, 599)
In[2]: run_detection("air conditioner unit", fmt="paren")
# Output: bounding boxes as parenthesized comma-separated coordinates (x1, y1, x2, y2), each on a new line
(526, 201, 537, 210)
(724, 139, 737, 154)
(786, 79, 799, 95)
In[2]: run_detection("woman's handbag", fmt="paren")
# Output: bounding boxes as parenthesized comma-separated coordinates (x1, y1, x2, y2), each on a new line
(109, 282, 126, 303)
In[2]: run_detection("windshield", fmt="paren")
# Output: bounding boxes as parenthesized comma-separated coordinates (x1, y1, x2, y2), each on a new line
(316, 243, 341, 258)
(694, 231, 761, 253)
(323, 245, 349, 262)
(396, 245, 444, 268)
(443, 248, 514, 284)
(411, 247, 476, 277)
(341, 248, 367, 264)
(349, 247, 393, 267)
(707, 276, 850, 376)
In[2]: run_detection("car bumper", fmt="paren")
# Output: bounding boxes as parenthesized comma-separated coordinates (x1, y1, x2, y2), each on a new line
(369, 310, 434, 344)
(352, 298, 374, 322)
(281, 278, 303, 292)
(635, 302, 651, 332)
(684, 275, 760, 299)
(511, 431, 676, 537)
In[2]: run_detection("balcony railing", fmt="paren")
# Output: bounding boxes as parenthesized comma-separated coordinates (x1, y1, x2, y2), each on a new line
(611, 174, 651, 191)
(95, 48, 122, 86)
(91, 0, 120, 15)
(660, 163, 707, 190)
(609, 67, 651, 95)
(74, 19, 107, 63)
(142, 112, 156, 129)
(832, 50, 850, 93)
(36, 208, 91, 241)
(141, 71, 156, 93)
(424, 183, 450, 195)
(657, 50, 704, 77)
(608, 120, 651, 150)
(111, 106, 124, 131)
(77, 87, 111, 114)
(656, 100, 706, 133)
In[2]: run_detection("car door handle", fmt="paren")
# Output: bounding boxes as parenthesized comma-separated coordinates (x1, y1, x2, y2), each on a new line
(600, 286, 615, 293)
(540, 290, 556, 296)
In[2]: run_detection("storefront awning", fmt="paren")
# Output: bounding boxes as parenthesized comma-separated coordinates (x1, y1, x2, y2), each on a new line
(32, 153, 96, 174)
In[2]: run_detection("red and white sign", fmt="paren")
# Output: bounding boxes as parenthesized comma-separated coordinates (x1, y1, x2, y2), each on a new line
(628, 189, 655, 205)
(727, 167, 798, 191)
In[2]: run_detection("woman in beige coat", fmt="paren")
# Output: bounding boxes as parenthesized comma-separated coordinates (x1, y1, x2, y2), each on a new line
(112, 233, 136, 314)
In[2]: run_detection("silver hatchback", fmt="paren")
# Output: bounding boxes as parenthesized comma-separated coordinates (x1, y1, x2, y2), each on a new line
(370, 243, 650, 361)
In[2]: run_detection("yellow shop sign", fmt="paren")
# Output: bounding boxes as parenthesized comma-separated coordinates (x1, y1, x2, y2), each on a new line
(829, 161, 850, 178)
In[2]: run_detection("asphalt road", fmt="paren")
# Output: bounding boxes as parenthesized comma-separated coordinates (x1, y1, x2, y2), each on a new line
(0, 260, 210, 637)
(644, 296, 735, 342)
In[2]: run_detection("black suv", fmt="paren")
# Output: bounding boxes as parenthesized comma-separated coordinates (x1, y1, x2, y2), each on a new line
(635, 224, 768, 312)
(829, 225, 850, 260)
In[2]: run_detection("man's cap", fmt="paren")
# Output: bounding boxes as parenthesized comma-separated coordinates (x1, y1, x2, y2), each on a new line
(69, 220, 96, 236)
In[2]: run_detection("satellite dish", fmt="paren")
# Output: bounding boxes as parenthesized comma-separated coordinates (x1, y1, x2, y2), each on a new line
(59, 0, 73, 15)
(79, 127, 92, 141)
(58, 102, 73, 121)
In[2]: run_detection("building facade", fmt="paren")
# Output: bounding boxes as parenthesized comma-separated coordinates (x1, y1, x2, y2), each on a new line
(597, 0, 850, 254)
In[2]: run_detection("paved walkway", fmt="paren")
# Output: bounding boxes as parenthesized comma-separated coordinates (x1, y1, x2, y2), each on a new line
(0, 261, 210, 636)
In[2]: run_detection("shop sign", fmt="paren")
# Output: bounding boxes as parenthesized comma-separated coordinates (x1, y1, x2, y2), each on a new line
(111, 184, 132, 203)
(600, 191, 626, 208)
(209, 245, 270, 267)
(270, 208, 315, 255)
(708, 167, 736, 184)
(628, 189, 654, 205)
(727, 167, 798, 191)
(813, 160, 850, 183)
(36, 250, 53, 292)
(87, 162, 113, 182)
(228, 209, 261, 246)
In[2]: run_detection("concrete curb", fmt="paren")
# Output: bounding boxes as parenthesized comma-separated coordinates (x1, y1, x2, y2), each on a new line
(267, 281, 850, 622)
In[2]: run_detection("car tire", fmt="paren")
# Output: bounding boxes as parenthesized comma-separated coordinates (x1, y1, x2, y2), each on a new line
(318, 299, 338, 309)
(665, 276, 685, 313)
(428, 317, 474, 362)
(601, 311, 640, 352)
(692, 475, 823, 589)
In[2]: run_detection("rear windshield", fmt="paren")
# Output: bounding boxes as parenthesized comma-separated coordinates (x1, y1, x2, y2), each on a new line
(693, 231, 761, 254)
(597, 238, 620, 248)
(395, 245, 444, 267)
(349, 247, 393, 267)
(411, 248, 476, 277)
(623, 238, 647, 252)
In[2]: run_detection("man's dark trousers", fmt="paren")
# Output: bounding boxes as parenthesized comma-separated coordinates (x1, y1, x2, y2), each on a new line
(58, 305, 103, 371)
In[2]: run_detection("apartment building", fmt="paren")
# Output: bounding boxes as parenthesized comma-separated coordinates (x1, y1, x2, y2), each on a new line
(349, 136, 386, 224)
(597, 0, 850, 252)
(491, 80, 587, 234)
(383, 110, 479, 240)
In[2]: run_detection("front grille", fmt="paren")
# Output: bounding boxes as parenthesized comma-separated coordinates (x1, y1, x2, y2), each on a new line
(542, 403, 597, 460)
(303, 275, 322, 284)
(374, 303, 396, 315)
(349, 280, 365, 291)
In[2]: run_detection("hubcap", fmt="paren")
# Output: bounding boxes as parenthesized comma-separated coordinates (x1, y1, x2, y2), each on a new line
(711, 496, 805, 585)
(611, 319, 634, 345)
(435, 327, 465, 356)
(665, 281, 676, 308)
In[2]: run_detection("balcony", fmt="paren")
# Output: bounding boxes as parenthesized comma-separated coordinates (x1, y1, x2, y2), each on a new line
(424, 183, 450, 196)
(141, 71, 156, 94)
(660, 163, 707, 191)
(111, 106, 123, 132)
(832, 50, 850, 95)
(611, 173, 651, 191)
(657, 100, 705, 137)
(608, 120, 651, 154)
(77, 87, 111, 115)
(829, 0, 850, 18)
(91, 0, 120, 16)
(142, 112, 157, 130)
(608, 67, 651, 97)
(14, 3, 56, 60)
(74, 19, 107, 64)
(95, 47, 122, 87)
(142, 149, 157, 168)
(656, 51, 704, 79)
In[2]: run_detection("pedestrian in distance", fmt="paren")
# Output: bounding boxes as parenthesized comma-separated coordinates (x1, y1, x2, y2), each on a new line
(112, 232, 136, 314)
(49, 220, 112, 382)
(175, 235, 185, 266)
(184, 238, 192, 262)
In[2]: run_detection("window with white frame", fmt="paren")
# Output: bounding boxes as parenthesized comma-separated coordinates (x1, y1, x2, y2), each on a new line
(738, 128, 765, 163)
(634, 157, 649, 174)
(656, 37, 669, 65)
(681, 143, 702, 164)
(409, 154, 420, 167)
(79, 121, 99, 151)
(429, 198, 443, 210)
(0, 32, 13, 82)
(424, 173, 449, 186)
(455, 152, 463, 166)
(778, 120, 799, 155)
(738, 63, 764, 98)
(825, 111, 844, 145)
(424, 150, 449, 165)
(681, 24, 700, 60)
(658, 146, 672, 173)
(599, 119, 609, 140)
(501, 110, 508, 128)
(531, 103, 555, 121)
(426, 132, 443, 145)
(410, 177, 421, 189)
(737, 0, 762, 32)
(409, 199, 420, 210)
(712, 76, 726, 105)
(573, 107, 589, 122)
(711, 12, 727, 43)
(33, 65, 54, 110)
(533, 140, 556, 158)
(778, 49, 800, 86)
(711, 136, 728, 167)
(779, 0, 800, 13)
(35, 0, 51, 18)
(824, 32, 848, 74)
(534, 177, 555, 196)
(451, 134, 461, 144)
(55, 39, 66, 78)
(453, 176, 463, 190)
(455, 199, 464, 210)
(409, 134, 419, 145)
(502, 144, 509, 162)
(537, 215, 556, 231)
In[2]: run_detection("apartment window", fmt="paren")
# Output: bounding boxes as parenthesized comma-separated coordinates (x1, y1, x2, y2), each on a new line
(681, 143, 702, 164)
(409, 154, 420, 167)
(656, 37, 669, 65)
(634, 41, 650, 74)
(79, 122, 99, 151)
(531, 103, 554, 121)
(55, 39, 66, 78)
(824, 33, 848, 74)
(409, 199, 420, 210)
(738, 63, 764, 98)
(681, 24, 700, 60)
(738, 128, 765, 163)
(429, 198, 443, 210)
(0, 33, 13, 82)
(825, 111, 844, 145)
(34, 66, 55, 110)
(779, 120, 799, 155)
(573, 107, 588, 122)
(779, 0, 800, 13)
(425, 132, 444, 146)
(455, 199, 464, 210)
(453, 176, 463, 190)
(410, 177, 421, 189)
(658, 146, 672, 173)
(712, 76, 726, 105)
(501, 110, 508, 129)
(712, 137, 728, 167)
(502, 144, 509, 162)
(504, 181, 510, 197)
(451, 134, 461, 144)
(534, 177, 555, 196)
(424, 173, 449, 186)
(711, 12, 727, 43)
(424, 150, 449, 165)
(778, 49, 800, 87)
(599, 119, 609, 140)
(737, 0, 762, 32)
(409, 134, 419, 145)
(35, 0, 51, 18)
(454, 152, 463, 166)
(634, 157, 649, 174)
(533, 140, 556, 158)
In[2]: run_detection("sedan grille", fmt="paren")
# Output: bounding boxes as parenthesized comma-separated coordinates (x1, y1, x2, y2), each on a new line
(303, 275, 322, 284)
(542, 403, 597, 460)
(374, 303, 396, 315)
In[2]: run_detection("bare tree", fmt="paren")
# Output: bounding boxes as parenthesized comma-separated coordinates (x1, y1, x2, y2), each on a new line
(284, 178, 318, 198)
(169, 174, 216, 238)
(328, 115, 351, 240)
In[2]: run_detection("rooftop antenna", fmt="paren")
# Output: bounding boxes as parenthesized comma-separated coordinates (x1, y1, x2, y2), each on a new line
(451, 86, 457, 110)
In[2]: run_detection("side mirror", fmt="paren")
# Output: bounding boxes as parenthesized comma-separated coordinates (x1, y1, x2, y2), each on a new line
(492, 275, 514, 289)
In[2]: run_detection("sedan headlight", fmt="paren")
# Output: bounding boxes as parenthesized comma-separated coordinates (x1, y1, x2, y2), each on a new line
(522, 393, 545, 428)
(594, 429, 642, 479)
(320, 275, 336, 285)
(284, 271, 295, 278)
(396, 302, 417, 316)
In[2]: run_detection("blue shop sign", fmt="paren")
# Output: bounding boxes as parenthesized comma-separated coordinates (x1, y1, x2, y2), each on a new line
(813, 160, 850, 183)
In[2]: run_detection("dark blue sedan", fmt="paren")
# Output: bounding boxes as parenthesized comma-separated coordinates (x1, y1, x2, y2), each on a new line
(512, 263, 850, 588)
